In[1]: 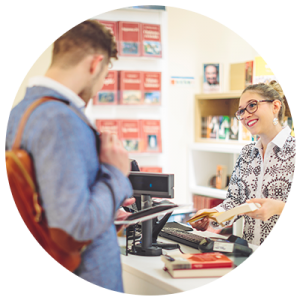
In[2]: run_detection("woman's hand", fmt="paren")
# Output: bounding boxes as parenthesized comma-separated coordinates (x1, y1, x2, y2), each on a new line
(241, 198, 285, 221)
(190, 208, 218, 231)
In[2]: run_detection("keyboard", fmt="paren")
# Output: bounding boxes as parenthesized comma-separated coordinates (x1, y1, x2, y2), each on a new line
(159, 227, 211, 250)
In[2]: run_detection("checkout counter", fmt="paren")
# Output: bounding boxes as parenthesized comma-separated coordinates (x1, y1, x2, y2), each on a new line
(118, 229, 258, 295)
(121, 168, 257, 295)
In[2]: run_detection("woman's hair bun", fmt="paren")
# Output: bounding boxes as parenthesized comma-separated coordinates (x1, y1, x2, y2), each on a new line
(268, 80, 285, 99)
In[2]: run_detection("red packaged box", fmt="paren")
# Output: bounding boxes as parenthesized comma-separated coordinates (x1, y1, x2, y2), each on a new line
(143, 71, 161, 105)
(119, 119, 142, 153)
(118, 21, 142, 56)
(139, 119, 162, 153)
(93, 70, 118, 105)
(119, 71, 143, 105)
(141, 23, 162, 58)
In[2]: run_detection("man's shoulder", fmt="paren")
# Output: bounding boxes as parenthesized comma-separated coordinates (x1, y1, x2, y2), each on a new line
(10, 98, 75, 126)
(8, 97, 86, 142)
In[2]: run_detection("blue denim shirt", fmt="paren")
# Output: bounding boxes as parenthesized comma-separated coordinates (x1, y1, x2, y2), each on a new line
(6, 86, 133, 292)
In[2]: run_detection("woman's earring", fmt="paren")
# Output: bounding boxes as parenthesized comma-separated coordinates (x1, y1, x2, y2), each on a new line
(273, 117, 278, 126)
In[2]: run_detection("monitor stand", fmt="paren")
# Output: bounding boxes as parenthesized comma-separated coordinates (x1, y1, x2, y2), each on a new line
(127, 194, 177, 256)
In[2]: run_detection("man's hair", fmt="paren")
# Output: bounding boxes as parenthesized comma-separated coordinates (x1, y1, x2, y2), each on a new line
(51, 20, 118, 67)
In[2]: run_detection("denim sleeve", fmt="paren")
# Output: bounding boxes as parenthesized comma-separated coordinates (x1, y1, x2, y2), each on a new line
(28, 108, 133, 241)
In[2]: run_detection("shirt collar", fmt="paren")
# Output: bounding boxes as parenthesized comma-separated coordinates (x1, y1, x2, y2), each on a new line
(254, 125, 292, 151)
(28, 76, 86, 110)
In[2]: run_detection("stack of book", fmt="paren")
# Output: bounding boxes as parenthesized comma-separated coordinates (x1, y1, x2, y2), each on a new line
(161, 252, 234, 278)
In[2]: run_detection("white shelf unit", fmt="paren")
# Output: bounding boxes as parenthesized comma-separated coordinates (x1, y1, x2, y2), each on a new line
(188, 142, 245, 200)
(188, 142, 246, 236)
(86, 8, 169, 171)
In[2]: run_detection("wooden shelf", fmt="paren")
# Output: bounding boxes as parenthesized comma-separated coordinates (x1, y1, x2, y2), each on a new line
(194, 92, 241, 143)
(194, 91, 243, 100)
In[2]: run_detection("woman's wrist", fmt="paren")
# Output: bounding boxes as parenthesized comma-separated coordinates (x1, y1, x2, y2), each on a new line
(276, 201, 285, 215)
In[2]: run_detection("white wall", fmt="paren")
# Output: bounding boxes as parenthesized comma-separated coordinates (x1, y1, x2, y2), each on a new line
(10, 7, 260, 205)
(165, 7, 259, 205)
(12, 45, 53, 108)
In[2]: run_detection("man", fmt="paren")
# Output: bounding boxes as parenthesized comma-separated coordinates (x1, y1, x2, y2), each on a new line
(204, 64, 219, 85)
(6, 20, 133, 292)
(203, 64, 220, 93)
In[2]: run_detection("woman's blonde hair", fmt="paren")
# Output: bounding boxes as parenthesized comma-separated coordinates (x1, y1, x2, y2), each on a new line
(242, 80, 286, 125)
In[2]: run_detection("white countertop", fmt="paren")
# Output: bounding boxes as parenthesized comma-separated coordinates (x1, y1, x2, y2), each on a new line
(119, 229, 258, 294)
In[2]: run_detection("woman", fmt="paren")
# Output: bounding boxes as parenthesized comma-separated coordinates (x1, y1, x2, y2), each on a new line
(191, 81, 296, 246)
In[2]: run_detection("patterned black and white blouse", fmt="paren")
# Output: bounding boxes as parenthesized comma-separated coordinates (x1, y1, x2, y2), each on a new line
(213, 126, 296, 246)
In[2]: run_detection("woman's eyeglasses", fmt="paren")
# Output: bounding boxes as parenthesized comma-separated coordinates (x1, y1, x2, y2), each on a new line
(235, 99, 274, 120)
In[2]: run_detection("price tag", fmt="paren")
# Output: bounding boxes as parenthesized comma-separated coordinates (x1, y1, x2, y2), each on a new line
(213, 242, 234, 253)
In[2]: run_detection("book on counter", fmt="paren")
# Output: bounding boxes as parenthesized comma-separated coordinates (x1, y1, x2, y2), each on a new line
(161, 252, 234, 278)
(187, 202, 261, 226)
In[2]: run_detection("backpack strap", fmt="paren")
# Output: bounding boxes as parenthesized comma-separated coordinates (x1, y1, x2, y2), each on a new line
(12, 96, 100, 152)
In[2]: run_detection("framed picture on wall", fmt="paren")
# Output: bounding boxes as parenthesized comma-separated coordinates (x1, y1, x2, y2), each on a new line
(203, 63, 221, 93)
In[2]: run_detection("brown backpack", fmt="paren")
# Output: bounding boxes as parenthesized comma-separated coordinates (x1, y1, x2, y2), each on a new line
(6, 97, 92, 271)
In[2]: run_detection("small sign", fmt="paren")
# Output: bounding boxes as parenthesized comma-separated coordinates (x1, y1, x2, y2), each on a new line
(170, 76, 195, 88)
(213, 242, 234, 253)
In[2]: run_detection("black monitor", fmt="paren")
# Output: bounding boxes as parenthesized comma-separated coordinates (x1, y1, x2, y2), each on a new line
(126, 159, 176, 256)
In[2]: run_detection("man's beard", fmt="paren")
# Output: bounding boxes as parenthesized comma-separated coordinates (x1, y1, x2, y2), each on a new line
(78, 66, 103, 103)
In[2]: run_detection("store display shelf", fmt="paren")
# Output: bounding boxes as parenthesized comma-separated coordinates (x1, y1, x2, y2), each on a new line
(190, 185, 227, 200)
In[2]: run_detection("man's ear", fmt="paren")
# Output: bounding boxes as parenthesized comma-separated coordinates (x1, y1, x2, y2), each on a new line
(90, 55, 103, 75)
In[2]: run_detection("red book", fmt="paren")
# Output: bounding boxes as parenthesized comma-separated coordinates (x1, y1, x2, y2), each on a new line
(119, 71, 143, 105)
(97, 20, 119, 41)
(139, 119, 162, 153)
(141, 23, 162, 58)
(140, 166, 162, 173)
(93, 70, 118, 105)
(118, 21, 142, 56)
(162, 252, 233, 270)
(119, 119, 142, 153)
(95, 119, 120, 136)
(143, 71, 161, 105)
(161, 252, 234, 278)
